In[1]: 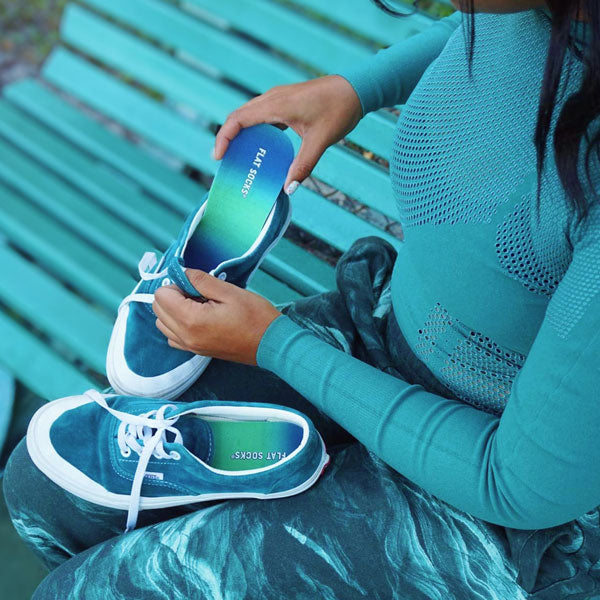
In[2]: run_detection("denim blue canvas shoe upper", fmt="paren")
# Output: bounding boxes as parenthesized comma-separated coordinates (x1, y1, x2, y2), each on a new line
(36, 390, 326, 531)
(116, 189, 291, 381)
(120, 195, 209, 379)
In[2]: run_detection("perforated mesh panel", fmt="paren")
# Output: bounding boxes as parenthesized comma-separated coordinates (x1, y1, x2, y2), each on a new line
(413, 303, 526, 415)
(413, 302, 449, 361)
(495, 192, 572, 297)
(391, 13, 552, 228)
(441, 332, 524, 415)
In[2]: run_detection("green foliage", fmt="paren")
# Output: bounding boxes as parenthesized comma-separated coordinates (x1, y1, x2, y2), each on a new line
(0, 0, 68, 64)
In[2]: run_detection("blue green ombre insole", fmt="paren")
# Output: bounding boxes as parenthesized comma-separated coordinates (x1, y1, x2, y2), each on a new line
(205, 419, 304, 471)
(184, 124, 295, 271)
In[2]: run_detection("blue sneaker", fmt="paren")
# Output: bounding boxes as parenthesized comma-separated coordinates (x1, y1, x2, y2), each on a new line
(26, 390, 330, 531)
(106, 124, 294, 399)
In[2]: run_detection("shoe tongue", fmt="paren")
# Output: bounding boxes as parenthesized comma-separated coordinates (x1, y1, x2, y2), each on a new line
(167, 259, 205, 300)
(171, 414, 214, 463)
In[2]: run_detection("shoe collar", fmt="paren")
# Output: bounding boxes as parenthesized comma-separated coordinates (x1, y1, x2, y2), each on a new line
(99, 392, 311, 475)
(167, 195, 280, 299)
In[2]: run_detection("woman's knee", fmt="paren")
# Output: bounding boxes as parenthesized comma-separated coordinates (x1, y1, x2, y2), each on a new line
(3, 437, 41, 518)
(2, 438, 71, 569)
(3, 436, 124, 570)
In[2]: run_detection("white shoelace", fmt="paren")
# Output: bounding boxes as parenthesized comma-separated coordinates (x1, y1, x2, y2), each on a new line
(119, 252, 171, 310)
(85, 389, 185, 532)
(121, 252, 225, 311)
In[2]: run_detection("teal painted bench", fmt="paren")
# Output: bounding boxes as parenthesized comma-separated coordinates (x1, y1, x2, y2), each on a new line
(0, 0, 453, 405)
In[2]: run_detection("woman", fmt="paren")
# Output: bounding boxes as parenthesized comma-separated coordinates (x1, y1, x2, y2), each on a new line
(4, 0, 600, 598)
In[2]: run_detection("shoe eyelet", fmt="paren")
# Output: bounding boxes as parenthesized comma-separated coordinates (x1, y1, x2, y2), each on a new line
(121, 447, 132, 458)
(218, 272, 227, 281)
(170, 451, 181, 460)
(161, 278, 172, 287)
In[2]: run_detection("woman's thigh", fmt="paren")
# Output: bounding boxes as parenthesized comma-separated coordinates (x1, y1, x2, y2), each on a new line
(30, 443, 527, 600)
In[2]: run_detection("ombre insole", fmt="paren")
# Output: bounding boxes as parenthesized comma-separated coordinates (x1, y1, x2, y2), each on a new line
(184, 124, 295, 271)
(204, 419, 304, 471)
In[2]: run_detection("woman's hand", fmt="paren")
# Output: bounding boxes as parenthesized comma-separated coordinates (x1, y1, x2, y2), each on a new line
(153, 270, 282, 366)
(213, 75, 363, 194)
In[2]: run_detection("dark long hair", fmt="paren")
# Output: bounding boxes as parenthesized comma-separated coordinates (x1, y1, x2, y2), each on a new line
(371, 0, 600, 230)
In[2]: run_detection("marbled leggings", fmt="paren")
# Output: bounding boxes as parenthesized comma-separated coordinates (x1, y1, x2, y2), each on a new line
(4, 237, 599, 600)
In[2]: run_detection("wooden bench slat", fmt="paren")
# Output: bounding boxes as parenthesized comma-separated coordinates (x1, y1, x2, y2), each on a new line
(78, 0, 396, 161)
(43, 48, 216, 169)
(4, 80, 336, 296)
(62, 4, 249, 122)
(0, 100, 182, 250)
(0, 245, 113, 373)
(347, 111, 397, 162)
(82, 0, 314, 86)
(0, 367, 15, 456)
(181, 0, 373, 73)
(263, 242, 336, 296)
(292, 185, 400, 251)
(0, 311, 99, 400)
(297, 139, 393, 218)
(59, 8, 397, 217)
(4, 81, 200, 217)
(294, 139, 394, 219)
(288, 0, 432, 46)
(0, 136, 150, 271)
(0, 182, 131, 313)
(42, 48, 400, 251)
(247, 270, 302, 304)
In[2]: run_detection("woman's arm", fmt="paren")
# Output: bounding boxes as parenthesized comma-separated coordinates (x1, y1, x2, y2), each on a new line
(256, 203, 600, 531)
(334, 11, 463, 116)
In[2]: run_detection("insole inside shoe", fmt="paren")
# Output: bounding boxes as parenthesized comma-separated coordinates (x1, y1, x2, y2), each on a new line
(205, 419, 304, 471)
(184, 124, 294, 272)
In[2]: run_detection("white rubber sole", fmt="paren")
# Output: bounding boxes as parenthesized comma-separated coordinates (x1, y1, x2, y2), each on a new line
(106, 302, 211, 401)
(106, 201, 292, 401)
(26, 394, 330, 511)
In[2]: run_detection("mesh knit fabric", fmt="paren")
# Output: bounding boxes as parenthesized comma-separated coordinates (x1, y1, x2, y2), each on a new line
(389, 10, 598, 415)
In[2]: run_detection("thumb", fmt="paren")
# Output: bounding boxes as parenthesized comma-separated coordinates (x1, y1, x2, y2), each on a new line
(186, 269, 234, 301)
(284, 136, 326, 194)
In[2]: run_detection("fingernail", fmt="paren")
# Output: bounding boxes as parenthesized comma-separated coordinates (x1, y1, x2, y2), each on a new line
(211, 146, 217, 160)
(286, 181, 299, 195)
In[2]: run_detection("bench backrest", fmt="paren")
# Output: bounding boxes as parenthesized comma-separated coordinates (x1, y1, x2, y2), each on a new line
(0, 0, 453, 399)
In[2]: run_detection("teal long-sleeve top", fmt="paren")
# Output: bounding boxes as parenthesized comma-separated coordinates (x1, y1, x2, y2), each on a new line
(256, 8, 600, 530)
